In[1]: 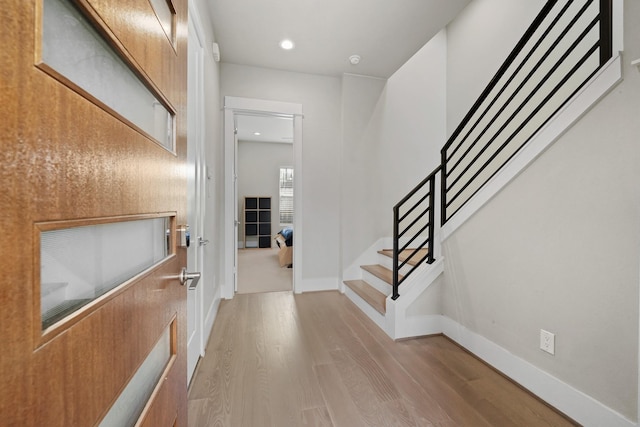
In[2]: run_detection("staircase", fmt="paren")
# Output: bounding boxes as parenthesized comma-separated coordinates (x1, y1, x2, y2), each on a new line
(345, 249, 428, 315)
(343, 240, 444, 340)
(345, 252, 408, 315)
(342, 0, 615, 341)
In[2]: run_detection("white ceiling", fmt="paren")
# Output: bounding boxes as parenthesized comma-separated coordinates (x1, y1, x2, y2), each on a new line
(205, 0, 472, 79)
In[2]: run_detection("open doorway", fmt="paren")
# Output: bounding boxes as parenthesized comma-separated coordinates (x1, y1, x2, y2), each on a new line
(235, 114, 293, 294)
(223, 97, 303, 300)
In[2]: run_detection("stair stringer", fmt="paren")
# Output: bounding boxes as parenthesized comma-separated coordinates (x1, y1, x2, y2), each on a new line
(385, 257, 444, 340)
(341, 237, 392, 292)
(342, 235, 446, 341)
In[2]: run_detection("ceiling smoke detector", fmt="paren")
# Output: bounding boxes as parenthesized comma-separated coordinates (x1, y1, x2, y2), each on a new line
(349, 55, 361, 65)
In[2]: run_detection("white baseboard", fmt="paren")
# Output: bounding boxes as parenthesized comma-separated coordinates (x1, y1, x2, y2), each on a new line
(297, 277, 339, 293)
(203, 286, 222, 349)
(393, 313, 444, 339)
(440, 317, 637, 427)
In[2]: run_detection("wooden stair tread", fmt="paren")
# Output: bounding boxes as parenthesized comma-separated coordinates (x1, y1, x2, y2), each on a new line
(378, 248, 429, 267)
(360, 264, 400, 285)
(343, 280, 386, 315)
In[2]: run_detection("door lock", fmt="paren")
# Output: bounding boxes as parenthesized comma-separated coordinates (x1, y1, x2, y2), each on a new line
(178, 225, 190, 248)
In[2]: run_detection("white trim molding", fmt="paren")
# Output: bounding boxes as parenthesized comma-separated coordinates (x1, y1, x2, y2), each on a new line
(386, 257, 445, 339)
(299, 277, 340, 294)
(224, 96, 304, 117)
(203, 284, 222, 348)
(223, 96, 303, 299)
(342, 237, 391, 282)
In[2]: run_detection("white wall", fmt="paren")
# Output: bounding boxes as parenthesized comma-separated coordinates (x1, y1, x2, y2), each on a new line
(442, 0, 640, 420)
(237, 141, 293, 247)
(340, 74, 386, 273)
(221, 64, 342, 290)
(371, 30, 448, 238)
(446, 0, 546, 134)
(339, 30, 449, 276)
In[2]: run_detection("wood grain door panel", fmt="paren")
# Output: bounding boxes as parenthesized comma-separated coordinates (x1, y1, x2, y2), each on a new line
(80, 0, 184, 106)
(0, 0, 188, 425)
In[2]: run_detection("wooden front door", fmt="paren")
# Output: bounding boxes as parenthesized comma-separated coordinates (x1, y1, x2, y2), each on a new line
(1, 0, 188, 425)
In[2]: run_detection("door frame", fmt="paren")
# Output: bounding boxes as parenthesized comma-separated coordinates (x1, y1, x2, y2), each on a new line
(186, 5, 206, 384)
(223, 96, 303, 298)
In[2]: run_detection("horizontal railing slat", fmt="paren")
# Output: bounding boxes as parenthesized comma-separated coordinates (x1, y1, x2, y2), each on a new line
(446, 29, 599, 209)
(393, 0, 611, 300)
(399, 192, 430, 223)
(443, 0, 560, 154)
(442, 0, 610, 224)
(446, 0, 590, 180)
(447, 1, 576, 163)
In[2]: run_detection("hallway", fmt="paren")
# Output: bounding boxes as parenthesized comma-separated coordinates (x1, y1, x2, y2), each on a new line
(236, 248, 292, 294)
(187, 291, 576, 426)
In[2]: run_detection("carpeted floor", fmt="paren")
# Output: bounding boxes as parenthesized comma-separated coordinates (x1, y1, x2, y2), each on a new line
(237, 248, 292, 294)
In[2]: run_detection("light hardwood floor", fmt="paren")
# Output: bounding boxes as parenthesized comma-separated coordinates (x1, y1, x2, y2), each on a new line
(237, 248, 292, 294)
(188, 291, 577, 427)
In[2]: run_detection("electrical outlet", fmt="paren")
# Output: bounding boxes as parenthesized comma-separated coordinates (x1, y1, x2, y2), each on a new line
(540, 329, 555, 355)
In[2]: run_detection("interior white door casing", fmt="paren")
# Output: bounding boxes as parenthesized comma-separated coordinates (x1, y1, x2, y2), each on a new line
(233, 121, 238, 290)
(186, 12, 206, 384)
(224, 96, 303, 299)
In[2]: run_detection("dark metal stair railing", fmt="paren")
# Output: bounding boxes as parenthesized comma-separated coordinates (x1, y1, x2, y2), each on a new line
(391, 0, 613, 301)
(441, 0, 613, 224)
(392, 166, 439, 300)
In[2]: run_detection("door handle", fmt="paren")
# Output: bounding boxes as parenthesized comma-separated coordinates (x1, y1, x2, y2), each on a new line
(179, 268, 201, 290)
(198, 237, 209, 246)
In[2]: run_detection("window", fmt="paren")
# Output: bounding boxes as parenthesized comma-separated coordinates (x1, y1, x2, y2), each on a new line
(279, 167, 293, 225)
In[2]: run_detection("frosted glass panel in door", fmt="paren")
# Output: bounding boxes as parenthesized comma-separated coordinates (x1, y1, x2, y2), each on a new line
(99, 325, 172, 427)
(40, 218, 170, 329)
(41, 0, 175, 150)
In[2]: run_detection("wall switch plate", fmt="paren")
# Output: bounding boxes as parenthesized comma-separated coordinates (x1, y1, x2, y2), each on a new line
(540, 329, 555, 355)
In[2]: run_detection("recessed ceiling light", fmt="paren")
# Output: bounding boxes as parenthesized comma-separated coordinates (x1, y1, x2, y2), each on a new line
(253, 132, 261, 136)
(280, 39, 295, 50)
(349, 55, 361, 65)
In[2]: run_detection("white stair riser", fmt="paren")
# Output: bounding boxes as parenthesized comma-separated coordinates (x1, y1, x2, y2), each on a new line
(344, 287, 387, 330)
(361, 270, 392, 296)
(376, 253, 414, 276)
